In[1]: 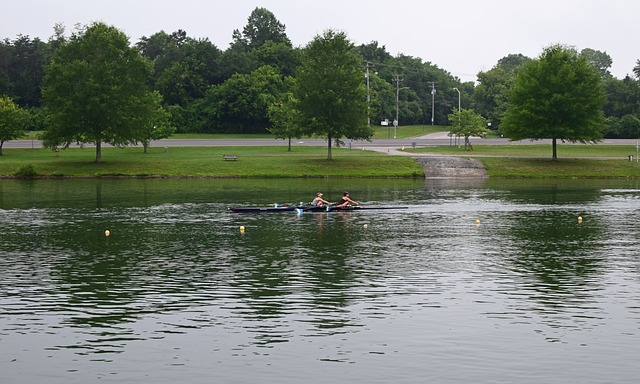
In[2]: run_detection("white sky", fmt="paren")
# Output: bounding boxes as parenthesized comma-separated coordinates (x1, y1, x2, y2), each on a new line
(2, 0, 638, 82)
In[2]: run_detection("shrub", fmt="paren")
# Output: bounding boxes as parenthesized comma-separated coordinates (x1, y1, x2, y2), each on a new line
(14, 164, 39, 177)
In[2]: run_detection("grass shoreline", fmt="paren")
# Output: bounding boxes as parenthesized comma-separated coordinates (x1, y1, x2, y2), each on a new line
(1, 140, 639, 179)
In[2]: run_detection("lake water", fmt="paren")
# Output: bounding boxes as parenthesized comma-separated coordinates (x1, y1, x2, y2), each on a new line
(1, 178, 639, 384)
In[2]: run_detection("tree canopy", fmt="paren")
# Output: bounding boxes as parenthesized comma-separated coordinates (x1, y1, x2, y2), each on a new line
(42, 22, 159, 162)
(267, 76, 303, 151)
(4, 7, 640, 142)
(501, 45, 607, 159)
(233, 7, 291, 50)
(580, 48, 612, 79)
(294, 29, 371, 160)
(447, 108, 489, 150)
(473, 54, 530, 129)
(0, 96, 28, 155)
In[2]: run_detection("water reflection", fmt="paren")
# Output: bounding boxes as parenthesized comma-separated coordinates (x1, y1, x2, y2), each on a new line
(488, 209, 607, 337)
(1, 179, 640, 383)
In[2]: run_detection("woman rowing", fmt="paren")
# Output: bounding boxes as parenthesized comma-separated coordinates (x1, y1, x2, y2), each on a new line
(336, 192, 358, 207)
(311, 192, 331, 207)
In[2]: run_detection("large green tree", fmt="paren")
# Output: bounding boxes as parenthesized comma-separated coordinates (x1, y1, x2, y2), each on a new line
(294, 29, 371, 160)
(501, 45, 606, 159)
(42, 22, 157, 162)
(0, 96, 28, 155)
(200, 65, 285, 133)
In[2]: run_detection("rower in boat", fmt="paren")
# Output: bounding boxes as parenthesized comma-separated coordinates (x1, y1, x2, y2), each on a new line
(336, 192, 358, 208)
(311, 192, 331, 207)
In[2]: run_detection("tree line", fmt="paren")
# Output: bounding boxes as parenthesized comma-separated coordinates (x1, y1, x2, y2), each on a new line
(1, 7, 640, 160)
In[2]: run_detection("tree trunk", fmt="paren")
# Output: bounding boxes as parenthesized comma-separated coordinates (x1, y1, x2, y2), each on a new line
(288, 137, 292, 152)
(95, 141, 103, 163)
(143, 141, 149, 154)
(327, 132, 333, 160)
(552, 138, 557, 160)
(0, 141, 4, 156)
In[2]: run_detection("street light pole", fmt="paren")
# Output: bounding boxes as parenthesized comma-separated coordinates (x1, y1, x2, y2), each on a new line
(395, 84, 399, 139)
(453, 87, 461, 146)
(366, 62, 371, 126)
(395, 77, 408, 139)
(430, 82, 437, 125)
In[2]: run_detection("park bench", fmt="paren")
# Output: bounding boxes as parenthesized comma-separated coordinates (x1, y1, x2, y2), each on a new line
(223, 154, 238, 161)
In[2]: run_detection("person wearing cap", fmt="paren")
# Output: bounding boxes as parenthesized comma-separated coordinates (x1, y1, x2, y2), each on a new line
(336, 192, 358, 207)
(311, 192, 330, 207)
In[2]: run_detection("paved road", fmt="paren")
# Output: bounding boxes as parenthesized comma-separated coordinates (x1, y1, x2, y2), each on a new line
(5, 133, 639, 153)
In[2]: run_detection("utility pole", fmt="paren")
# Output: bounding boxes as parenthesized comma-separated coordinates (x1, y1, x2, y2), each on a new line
(394, 75, 409, 139)
(395, 75, 401, 139)
(429, 82, 437, 125)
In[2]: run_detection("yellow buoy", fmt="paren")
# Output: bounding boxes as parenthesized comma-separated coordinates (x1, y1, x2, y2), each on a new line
(475, 220, 481, 225)
(578, 216, 583, 223)
(363, 224, 368, 228)
(104, 229, 110, 237)
(239, 226, 245, 233)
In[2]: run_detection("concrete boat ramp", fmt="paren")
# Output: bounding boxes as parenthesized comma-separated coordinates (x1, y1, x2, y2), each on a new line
(368, 132, 488, 179)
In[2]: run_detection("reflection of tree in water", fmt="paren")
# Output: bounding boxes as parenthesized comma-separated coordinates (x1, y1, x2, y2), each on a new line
(48, 213, 234, 349)
(499, 209, 606, 334)
(35, 203, 389, 350)
(488, 180, 603, 206)
(303, 213, 376, 334)
(228, 212, 375, 343)
(51, 228, 171, 326)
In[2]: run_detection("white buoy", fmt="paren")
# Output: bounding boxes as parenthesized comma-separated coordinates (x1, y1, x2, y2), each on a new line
(104, 229, 111, 237)
(363, 224, 368, 228)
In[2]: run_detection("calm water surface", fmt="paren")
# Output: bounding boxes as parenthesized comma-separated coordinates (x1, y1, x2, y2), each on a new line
(1, 178, 639, 384)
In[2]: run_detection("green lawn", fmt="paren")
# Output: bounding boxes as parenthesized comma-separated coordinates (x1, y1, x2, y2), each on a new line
(0, 146, 424, 178)
(5, 130, 640, 179)
(372, 124, 446, 139)
(404, 143, 640, 178)
(167, 124, 446, 140)
(479, 157, 640, 178)
(406, 143, 638, 158)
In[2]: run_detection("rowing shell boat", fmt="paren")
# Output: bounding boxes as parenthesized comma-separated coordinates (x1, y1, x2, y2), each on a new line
(228, 205, 408, 213)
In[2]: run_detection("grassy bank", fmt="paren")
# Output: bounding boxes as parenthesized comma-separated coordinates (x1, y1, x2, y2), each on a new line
(2, 138, 640, 179)
(479, 157, 640, 178)
(406, 144, 640, 178)
(406, 143, 639, 158)
(0, 146, 424, 178)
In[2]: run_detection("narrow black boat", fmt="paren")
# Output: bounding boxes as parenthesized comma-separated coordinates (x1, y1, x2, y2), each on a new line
(229, 205, 408, 213)
(228, 205, 298, 213)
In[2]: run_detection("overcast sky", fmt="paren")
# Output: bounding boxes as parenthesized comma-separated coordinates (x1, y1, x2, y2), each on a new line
(2, 0, 638, 82)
